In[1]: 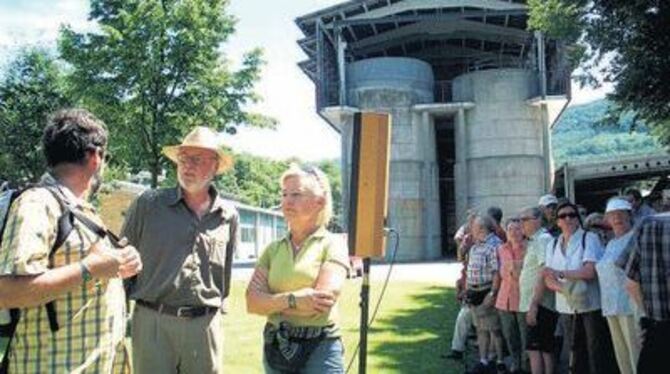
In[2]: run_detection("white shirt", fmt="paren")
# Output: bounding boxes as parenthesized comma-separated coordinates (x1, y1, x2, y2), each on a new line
(545, 228, 604, 314)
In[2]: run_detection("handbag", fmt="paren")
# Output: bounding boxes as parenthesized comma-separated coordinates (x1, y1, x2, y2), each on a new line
(465, 287, 491, 307)
(563, 279, 590, 311)
(263, 322, 326, 373)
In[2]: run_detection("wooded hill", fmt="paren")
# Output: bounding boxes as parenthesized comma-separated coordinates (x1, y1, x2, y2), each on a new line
(552, 99, 665, 166)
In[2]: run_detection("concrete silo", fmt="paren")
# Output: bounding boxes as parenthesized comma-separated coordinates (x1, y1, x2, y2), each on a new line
(344, 57, 441, 261)
(453, 68, 547, 219)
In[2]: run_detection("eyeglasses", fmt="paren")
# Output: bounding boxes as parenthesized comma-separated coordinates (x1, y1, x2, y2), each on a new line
(177, 154, 217, 166)
(96, 147, 111, 163)
(557, 212, 579, 220)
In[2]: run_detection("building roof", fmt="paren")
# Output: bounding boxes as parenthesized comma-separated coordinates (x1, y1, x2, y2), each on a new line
(295, 0, 532, 85)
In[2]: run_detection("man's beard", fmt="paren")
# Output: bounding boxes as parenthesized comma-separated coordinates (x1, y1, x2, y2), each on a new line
(178, 173, 212, 194)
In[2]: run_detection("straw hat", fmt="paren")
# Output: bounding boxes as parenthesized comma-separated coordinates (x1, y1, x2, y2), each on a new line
(162, 127, 233, 174)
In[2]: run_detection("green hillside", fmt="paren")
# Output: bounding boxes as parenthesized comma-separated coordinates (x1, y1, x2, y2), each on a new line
(552, 99, 665, 166)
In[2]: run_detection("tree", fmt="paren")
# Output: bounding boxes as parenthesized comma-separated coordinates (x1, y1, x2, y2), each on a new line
(315, 159, 343, 230)
(59, 0, 275, 187)
(0, 48, 72, 184)
(529, 1, 670, 147)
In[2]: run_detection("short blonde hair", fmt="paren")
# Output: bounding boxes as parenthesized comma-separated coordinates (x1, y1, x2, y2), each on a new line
(280, 163, 333, 228)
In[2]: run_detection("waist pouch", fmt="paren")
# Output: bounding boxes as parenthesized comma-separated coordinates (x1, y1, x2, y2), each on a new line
(466, 287, 491, 307)
(263, 322, 327, 373)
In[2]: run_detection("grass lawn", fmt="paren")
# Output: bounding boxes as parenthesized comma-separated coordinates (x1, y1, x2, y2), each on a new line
(222, 279, 462, 373)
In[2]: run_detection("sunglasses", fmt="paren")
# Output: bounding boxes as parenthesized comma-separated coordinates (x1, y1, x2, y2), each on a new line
(519, 216, 537, 222)
(557, 212, 579, 220)
(94, 147, 111, 163)
(300, 164, 325, 188)
(177, 154, 217, 166)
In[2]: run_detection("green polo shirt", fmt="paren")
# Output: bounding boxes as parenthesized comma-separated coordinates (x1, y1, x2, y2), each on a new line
(121, 186, 238, 308)
(257, 227, 349, 328)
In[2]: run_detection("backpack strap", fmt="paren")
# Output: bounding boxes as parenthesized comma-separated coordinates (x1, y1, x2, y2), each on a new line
(552, 235, 560, 256)
(42, 187, 75, 333)
(552, 228, 588, 254)
(41, 186, 123, 333)
(0, 309, 20, 373)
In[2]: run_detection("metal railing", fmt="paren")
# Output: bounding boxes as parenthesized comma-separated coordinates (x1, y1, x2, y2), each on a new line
(434, 80, 453, 103)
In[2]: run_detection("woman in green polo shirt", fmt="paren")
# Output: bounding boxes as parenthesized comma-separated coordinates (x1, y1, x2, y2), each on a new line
(246, 163, 349, 374)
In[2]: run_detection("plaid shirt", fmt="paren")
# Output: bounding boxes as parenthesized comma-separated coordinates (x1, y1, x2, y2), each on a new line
(622, 213, 670, 321)
(0, 175, 129, 373)
(466, 233, 500, 287)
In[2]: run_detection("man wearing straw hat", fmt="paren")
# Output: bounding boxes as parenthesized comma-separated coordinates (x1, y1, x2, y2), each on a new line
(121, 126, 238, 374)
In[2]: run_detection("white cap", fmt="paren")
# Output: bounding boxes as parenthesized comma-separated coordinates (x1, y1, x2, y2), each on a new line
(538, 194, 558, 207)
(606, 198, 632, 213)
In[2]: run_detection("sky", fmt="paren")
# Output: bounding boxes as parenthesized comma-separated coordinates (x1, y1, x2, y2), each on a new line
(0, 0, 610, 161)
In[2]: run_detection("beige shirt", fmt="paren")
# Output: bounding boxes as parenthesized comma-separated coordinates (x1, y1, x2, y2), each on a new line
(121, 186, 238, 308)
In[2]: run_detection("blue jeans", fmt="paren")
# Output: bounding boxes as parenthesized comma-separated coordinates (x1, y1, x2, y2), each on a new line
(263, 338, 345, 374)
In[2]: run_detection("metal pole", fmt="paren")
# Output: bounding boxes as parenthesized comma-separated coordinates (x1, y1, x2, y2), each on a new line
(358, 257, 371, 374)
(336, 27, 347, 106)
(536, 31, 547, 99)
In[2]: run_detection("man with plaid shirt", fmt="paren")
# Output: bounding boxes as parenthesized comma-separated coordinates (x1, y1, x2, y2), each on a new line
(466, 214, 504, 374)
(0, 109, 142, 373)
(620, 213, 670, 373)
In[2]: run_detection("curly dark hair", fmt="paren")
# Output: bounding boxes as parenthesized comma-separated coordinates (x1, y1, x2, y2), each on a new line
(42, 108, 108, 167)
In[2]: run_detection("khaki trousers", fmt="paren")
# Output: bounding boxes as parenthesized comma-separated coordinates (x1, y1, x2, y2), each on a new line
(131, 304, 223, 374)
(451, 305, 473, 352)
(606, 315, 641, 374)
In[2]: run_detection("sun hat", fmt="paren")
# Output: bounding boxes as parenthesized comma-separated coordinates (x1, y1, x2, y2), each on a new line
(605, 197, 632, 213)
(538, 194, 558, 207)
(162, 126, 233, 174)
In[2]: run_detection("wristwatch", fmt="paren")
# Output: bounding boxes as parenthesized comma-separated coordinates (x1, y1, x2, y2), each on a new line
(287, 293, 297, 309)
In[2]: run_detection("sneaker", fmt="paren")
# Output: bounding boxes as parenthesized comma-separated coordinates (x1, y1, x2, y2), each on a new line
(469, 362, 490, 374)
(496, 362, 507, 374)
(441, 350, 463, 360)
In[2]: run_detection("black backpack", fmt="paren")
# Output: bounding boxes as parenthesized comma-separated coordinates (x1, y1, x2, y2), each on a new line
(0, 185, 119, 374)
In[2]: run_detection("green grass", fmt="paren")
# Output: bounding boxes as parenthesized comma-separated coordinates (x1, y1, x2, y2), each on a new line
(223, 280, 462, 373)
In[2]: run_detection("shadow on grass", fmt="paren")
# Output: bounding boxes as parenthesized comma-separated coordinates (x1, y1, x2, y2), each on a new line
(366, 285, 463, 374)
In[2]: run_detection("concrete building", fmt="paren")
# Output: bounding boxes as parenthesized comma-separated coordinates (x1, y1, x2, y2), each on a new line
(296, 0, 570, 260)
(237, 202, 287, 260)
(555, 153, 670, 213)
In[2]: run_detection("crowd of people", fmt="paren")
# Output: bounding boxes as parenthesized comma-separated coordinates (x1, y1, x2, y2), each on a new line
(445, 191, 667, 374)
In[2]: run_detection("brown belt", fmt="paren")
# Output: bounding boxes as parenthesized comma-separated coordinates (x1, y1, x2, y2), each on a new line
(136, 299, 219, 318)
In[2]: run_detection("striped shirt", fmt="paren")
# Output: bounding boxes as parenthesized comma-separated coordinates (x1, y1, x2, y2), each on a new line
(623, 213, 670, 321)
(0, 174, 129, 373)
